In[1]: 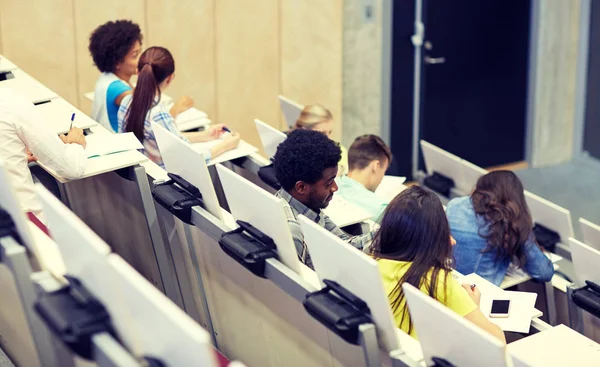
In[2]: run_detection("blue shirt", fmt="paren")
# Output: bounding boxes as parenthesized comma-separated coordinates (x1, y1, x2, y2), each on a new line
(336, 176, 388, 222)
(446, 196, 554, 286)
(117, 95, 211, 169)
(106, 80, 132, 131)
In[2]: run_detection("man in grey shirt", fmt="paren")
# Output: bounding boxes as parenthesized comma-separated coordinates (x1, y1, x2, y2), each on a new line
(273, 130, 374, 269)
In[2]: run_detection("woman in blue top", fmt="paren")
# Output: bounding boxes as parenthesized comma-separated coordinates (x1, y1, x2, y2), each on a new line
(446, 170, 554, 286)
(89, 20, 192, 132)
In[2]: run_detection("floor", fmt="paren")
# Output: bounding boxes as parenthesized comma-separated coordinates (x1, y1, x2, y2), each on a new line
(516, 155, 600, 240)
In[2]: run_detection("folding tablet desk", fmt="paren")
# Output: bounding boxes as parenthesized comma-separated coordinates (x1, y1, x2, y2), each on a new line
(34, 98, 97, 134)
(0, 69, 58, 104)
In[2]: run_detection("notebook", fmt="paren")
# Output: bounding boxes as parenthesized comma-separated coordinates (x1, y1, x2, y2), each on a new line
(84, 132, 143, 158)
(192, 135, 258, 166)
(175, 108, 211, 132)
(374, 175, 407, 203)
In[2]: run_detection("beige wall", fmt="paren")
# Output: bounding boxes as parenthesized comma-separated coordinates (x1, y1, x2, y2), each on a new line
(0, 0, 343, 146)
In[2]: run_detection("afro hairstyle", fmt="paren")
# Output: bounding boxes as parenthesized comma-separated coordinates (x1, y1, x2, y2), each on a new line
(273, 129, 342, 191)
(89, 20, 142, 73)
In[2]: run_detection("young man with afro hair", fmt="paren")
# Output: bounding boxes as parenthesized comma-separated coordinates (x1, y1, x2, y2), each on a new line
(273, 129, 375, 269)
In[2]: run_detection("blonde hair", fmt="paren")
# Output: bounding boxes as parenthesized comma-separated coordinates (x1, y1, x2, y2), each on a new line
(293, 104, 333, 130)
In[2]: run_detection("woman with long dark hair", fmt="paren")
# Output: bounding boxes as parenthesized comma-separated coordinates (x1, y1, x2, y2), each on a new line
(117, 47, 240, 167)
(446, 171, 554, 286)
(372, 186, 505, 342)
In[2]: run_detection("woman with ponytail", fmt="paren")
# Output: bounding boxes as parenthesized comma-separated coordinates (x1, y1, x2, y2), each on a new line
(117, 47, 240, 168)
(446, 171, 554, 286)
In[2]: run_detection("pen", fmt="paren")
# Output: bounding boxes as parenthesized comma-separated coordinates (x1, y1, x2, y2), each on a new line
(470, 284, 476, 291)
(69, 113, 76, 130)
(222, 126, 231, 133)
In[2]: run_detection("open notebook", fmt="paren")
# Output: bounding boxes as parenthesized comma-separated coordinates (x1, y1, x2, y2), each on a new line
(175, 108, 211, 132)
(85, 132, 143, 158)
(192, 135, 258, 166)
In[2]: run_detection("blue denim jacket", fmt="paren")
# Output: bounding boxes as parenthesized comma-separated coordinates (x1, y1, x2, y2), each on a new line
(446, 196, 554, 286)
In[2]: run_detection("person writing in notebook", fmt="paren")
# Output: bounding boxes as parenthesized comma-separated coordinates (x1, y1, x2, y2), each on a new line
(272, 129, 374, 269)
(446, 171, 554, 286)
(336, 134, 392, 222)
(0, 88, 86, 222)
(89, 20, 192, 132)
(117, 46, 240, 168)
(371, 185, 505, 342)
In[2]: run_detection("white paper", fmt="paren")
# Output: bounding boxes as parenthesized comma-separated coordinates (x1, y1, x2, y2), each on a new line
(85, 132, 143, 158)
(192, 138, 258, 166)
(374, 175, 407, 203)
(323, 194, 372, 227)
(175, 108, 210, 131)
(459, 273, 538, 333)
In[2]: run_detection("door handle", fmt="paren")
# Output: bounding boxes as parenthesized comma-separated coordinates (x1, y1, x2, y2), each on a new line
(424, 56, 446, 65)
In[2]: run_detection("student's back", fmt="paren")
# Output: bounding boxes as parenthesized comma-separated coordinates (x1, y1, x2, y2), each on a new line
(370, 185, 505, 342)
(446, 171, 554, 286)
(336, 134, 392, 221)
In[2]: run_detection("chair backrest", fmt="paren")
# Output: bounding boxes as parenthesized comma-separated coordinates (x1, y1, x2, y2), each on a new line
(579, 218, 600, 252)
(153, 122, 223, 221)
(216, 164, 302, 274)
(569, 237, 600, 285)
(402, 283, 508, 367)
(278, 95, 303, 129)
(254, 119, 287, 160)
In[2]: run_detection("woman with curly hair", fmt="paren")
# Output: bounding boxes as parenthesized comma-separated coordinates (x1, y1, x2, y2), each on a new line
(89, 20, 193, 132)
(446, 170, 554, 286)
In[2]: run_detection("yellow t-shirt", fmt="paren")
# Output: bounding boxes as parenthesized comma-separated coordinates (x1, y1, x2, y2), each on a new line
(377, 258, 477, 338)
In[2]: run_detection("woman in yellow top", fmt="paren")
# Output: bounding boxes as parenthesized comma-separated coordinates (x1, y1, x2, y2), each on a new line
(292, 104, 348, 176)
(370, 185, 506, 343)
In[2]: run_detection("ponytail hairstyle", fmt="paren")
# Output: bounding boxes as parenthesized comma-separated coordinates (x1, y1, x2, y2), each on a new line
(471, 170, 534, 266)
(125, 46, 175, 142)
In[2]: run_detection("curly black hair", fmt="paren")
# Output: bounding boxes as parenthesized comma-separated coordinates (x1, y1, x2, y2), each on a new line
(273, 129, 341, 191)
(89, 20, 142, 73)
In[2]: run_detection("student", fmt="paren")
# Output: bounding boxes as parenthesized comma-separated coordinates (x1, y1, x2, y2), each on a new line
(273, 129, 374, 269)
(446, 171, 554, 286)
(89, 20, 192, 132)
(371, 185, 505, 342)
(118, 46, 240, 168)
(292, 104, 349, 175)
(0, 87, 86, 222)
(337, 134, 392, 221)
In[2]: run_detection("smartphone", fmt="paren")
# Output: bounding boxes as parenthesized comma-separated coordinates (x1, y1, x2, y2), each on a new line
(489, 299, 511, 318)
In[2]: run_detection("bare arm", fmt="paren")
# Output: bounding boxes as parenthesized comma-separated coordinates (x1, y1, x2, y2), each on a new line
(114, 90, 133, 107)
(464, 308, 506, 344)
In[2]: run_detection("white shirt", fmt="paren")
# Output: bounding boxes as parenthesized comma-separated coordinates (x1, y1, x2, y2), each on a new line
(0, 88, 86, 219)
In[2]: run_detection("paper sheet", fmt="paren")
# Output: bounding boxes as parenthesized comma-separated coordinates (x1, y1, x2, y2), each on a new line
(459, 273, 538, 333)
(85, 132, 143, 158)
(374, 175, 407, 203)
(175, 107, 211, 131)
(323, 195, 372, 227)
(192, 138, 258, 166)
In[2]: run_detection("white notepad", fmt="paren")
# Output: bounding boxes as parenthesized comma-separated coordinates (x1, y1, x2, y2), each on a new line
(84, 132, 143, 158)
(374, 175, 407, 203)
(175, 108, 211, 132)
(323, 194, 372, 227)
(459, 273, 538, 333)
(192, 137, 258, 166)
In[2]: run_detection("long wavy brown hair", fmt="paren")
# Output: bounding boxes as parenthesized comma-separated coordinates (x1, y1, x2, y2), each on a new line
(471, 170, 533, 266)
(370, 185, 453, 334)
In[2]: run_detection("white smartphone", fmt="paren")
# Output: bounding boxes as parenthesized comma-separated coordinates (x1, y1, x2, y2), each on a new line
(489, 299, 511, 318)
